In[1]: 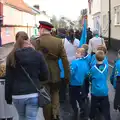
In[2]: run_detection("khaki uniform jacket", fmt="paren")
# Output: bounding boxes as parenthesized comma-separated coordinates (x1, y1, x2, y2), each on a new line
(35, 34, 70, 83)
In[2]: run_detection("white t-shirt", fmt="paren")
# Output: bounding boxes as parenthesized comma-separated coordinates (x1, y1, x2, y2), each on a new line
(62, 38, 76, 64)
(88, 37, 106, 54)
(73, 38, 80, 48)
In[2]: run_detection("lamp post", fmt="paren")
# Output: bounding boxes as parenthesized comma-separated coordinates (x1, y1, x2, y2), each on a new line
(0, 16, 3, 47)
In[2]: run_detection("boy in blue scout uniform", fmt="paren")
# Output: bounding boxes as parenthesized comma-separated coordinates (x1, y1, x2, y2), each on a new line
(58, 59, 67, 103)
(69, 48, 89, 120)
(82, 44, 92, 101)
(90, 45, 108, 68)
(110, 50, 120, 111)
(88, 50, 111, 120)
(82, 44, 92, 67)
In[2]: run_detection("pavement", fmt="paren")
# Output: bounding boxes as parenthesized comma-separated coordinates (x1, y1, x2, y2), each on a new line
(1, 67, 119, 120)
(0, 44, 120, 120)
(107, 49, 118, 66)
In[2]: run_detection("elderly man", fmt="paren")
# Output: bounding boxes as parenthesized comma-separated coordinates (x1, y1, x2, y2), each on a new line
(35, 21, 70, 120)
(88, 30, 106, 55)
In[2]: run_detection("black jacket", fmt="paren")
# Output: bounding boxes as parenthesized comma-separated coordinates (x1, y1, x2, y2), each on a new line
(5, 47, 49, 104)
(87, 30, 93, 44)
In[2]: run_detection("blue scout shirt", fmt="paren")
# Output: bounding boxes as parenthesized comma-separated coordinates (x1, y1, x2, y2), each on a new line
(58, 59, 64, 79)
(83, 54, 92, 69)
(90, 54, 108, 68)
(70, 58, 89, 86)
(89, 64, 109, 96)
(110, 59, 120, 89)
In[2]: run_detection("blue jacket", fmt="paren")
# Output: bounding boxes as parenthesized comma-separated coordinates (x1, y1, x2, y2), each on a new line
(89, 64, 109, 96)
(58, 59, 64, 79)
(90, 54, 108, 68)
(110, 59, 120, 89)
(70, 58, 89, 86)
(83, 54, 92, 69)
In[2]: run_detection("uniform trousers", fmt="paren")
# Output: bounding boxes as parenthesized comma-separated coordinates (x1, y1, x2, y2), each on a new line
(43, 83, 60, 120)
(59, 79, 66, 102)
(69, 85, 87, 117)
(90, 94, 111, 120)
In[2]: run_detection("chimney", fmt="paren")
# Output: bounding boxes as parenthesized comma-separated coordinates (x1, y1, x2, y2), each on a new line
(33, 5, 40, 10)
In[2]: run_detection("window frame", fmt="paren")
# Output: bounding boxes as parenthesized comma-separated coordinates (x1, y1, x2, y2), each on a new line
(114, 6, 120, 26)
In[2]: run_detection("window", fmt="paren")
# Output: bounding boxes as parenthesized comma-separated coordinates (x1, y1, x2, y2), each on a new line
(6, 27, 10, 36)
(114, 6, 120, 25)
(117, 11, 120, 24)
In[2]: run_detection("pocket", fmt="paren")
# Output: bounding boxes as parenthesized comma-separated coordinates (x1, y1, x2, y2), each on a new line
(28, 97, 38, 105)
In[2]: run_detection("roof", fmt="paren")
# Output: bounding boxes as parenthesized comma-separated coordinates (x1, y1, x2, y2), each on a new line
(5, 0, 35, 14)
(31, 6, 40, 14)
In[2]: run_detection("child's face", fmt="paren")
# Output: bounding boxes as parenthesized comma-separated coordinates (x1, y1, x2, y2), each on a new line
(76, 50, 85, 58)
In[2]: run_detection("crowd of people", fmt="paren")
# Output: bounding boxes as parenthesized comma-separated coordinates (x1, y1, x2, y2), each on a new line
(0, 20, 120, 120)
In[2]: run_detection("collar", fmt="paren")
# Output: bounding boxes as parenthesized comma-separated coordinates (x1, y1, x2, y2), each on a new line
(84, 54, 89, 59)
(76, 57, 83, 60)
(40, 33, 51, 37)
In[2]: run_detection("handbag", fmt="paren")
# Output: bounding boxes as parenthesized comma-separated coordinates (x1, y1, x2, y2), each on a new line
(20, 65, 51, 108)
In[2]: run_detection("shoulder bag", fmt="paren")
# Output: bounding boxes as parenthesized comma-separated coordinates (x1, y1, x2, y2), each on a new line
(20, 65, 51, 108)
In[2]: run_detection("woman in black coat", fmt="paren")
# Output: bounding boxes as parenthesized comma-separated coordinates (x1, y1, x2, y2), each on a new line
(5, 31, 49, 120)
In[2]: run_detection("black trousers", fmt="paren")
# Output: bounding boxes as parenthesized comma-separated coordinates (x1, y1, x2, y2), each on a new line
(84, 78, 90, 97)
(90, 95, 111, 120)
(69, 85, 87, 116)
(59, 79, 67, 102)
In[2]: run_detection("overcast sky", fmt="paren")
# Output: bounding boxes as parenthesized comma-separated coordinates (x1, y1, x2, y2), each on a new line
(24, 0, 88, 21)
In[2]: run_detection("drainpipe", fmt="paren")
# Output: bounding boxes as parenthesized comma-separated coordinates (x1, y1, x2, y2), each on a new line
(108, 0, 111, 49)
(0, 16, 3, 47)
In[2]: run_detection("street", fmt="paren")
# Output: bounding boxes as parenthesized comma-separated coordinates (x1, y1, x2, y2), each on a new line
(0, 45, 120, 120)
(6, 66, 120, 120)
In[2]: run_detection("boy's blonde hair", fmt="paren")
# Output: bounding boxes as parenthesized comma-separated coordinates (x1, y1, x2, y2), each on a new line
(81, 44, 88, 52)
(76, 48, 85, 54)
(96, 50, 105, 62)
(97, 45, 107, 54)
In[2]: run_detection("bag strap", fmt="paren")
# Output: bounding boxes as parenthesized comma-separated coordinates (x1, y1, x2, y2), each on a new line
(20, 65, 40, 92)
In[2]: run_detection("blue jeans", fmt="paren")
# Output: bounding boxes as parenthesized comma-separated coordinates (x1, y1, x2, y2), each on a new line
(13, 97, 39, 120)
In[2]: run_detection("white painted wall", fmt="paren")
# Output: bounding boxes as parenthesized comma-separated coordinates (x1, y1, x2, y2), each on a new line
(3, 5, 22, 25)
(3, 5, 36, 27)
(22, 12, 36, 26)
(35, 13, 52, 26)
(111, 0, 120, 40)
(91, 0, 101, 15)
(88, 14, 94, 31)
(88, 0, 102, 34)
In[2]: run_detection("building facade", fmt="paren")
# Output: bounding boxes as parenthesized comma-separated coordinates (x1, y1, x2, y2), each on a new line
(0, 0, 36, 45)
(88, 0, 120, 50)
(88, 0, 101, 35)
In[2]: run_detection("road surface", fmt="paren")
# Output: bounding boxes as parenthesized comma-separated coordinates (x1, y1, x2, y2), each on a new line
(3, 66, 119, 120)
(0, 45, 120, 119)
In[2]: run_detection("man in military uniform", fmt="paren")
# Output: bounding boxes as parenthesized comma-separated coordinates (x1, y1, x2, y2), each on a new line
(35, 21, 70, 120)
